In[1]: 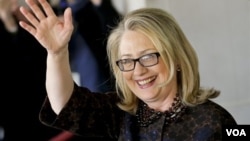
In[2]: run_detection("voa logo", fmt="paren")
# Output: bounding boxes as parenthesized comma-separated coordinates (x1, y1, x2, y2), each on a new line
(226, 129, 246, 136)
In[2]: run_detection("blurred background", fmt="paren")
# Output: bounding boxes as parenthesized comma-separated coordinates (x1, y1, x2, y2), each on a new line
(0, 0, 249, 140)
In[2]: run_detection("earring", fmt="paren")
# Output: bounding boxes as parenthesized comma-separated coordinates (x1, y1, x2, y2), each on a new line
(177, 66, 181, 71)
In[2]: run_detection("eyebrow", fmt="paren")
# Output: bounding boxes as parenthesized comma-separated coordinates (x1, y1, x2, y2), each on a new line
(120, 49, 157, 58)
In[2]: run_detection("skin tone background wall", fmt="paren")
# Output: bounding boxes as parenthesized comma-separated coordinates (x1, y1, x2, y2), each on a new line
(112, 0, 250, 124)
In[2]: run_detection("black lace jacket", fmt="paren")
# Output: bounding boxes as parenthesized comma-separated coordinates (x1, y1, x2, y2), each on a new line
(39, 84, 237, 141)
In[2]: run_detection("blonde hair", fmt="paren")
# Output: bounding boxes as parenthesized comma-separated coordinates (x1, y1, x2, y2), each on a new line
(107, 8, 219, 114)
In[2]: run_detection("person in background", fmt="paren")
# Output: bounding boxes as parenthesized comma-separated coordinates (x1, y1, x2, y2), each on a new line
(0, 0, 63, 140)
(0, 0, 19, 33)
(67, 0, 121, 86)
(53, 0, 121, 92)
(19, 0, 237, 140)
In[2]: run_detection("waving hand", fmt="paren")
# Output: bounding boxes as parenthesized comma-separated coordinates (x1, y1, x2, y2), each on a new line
(19, 0, 74, 54)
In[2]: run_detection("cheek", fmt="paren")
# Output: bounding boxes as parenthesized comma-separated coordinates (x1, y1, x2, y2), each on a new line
(122, 72, 133, 83)
(122, 72, 132, 81)
(156, 62, 169, 81)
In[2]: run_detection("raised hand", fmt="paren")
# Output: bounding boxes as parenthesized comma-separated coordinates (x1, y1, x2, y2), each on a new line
(19, 0, 74, 54)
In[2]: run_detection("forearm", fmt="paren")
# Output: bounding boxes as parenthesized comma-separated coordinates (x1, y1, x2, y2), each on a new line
(46, 47, 74, 115)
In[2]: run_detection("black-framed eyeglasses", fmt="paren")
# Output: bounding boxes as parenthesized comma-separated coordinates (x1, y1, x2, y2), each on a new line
(116, 52, 160, 72)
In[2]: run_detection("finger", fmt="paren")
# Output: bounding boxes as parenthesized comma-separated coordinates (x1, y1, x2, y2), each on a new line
(64, 8, 73, 30)
(25, 0, 46, 20)
(38, 0, 56, 18)
(19, 6, 40, 28)
(19, 20, 36, 36)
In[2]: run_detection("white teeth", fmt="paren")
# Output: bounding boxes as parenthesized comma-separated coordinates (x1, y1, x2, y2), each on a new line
(138, 77, 155, 85)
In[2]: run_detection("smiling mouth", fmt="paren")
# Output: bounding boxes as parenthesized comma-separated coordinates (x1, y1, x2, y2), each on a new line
(137, 76, 156, 86)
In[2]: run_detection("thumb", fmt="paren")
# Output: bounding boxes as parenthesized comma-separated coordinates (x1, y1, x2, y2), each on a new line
(63, 7, 74, 31)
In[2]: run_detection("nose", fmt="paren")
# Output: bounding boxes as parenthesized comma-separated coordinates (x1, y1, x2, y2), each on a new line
(133, 61, 147, 75)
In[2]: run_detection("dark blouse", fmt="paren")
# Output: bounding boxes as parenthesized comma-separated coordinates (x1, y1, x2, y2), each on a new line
(39, 84, 237, 141)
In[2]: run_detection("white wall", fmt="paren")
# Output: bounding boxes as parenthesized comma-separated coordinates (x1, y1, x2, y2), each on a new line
(112, 0, 250, 124)
(164, 0, 250, 124)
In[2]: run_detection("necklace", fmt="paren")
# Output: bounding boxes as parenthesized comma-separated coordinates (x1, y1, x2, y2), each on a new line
(136, 95, 186, 127)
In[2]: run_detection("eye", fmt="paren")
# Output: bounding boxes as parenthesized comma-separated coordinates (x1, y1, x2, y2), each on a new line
(120, 59, 133, 65)
(140, 54, 154, 61)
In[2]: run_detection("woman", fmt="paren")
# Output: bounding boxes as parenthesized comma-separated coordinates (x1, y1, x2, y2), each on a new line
(19, 0, 237, 140)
